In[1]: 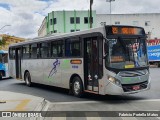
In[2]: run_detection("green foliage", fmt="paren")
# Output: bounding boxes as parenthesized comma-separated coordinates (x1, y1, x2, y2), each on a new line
(0, 35, 9, 47)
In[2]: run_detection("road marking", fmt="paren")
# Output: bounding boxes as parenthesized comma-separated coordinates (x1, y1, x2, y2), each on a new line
(52, 113, 66, 120)
(52, 101, 100, 105)
(7, 99, 31, 111)
(121, 117, 137, 120)
(134, 99, 160, 102)
(85, 112, 101, 120)
(52, 99, 160, 105)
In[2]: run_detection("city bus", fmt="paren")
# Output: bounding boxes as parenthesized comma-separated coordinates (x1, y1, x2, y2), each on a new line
(8, 25, 150, 97)
(0, 50, 9, 80)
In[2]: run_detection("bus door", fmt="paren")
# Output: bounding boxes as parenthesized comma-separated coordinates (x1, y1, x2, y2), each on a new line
(84, 36, 103, 92)
(15, 48, 22, 79)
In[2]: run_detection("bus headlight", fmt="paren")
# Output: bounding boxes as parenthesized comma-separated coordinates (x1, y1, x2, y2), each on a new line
(108, 75, 121, 86)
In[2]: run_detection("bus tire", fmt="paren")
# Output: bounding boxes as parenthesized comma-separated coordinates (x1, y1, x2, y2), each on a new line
(25, 72, 32, 87)
(0, 72, 2, 80)
(72, 77, 84, 97)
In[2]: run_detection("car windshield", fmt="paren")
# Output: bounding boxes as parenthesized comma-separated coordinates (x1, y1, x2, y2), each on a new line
(105, 38, 148, 69)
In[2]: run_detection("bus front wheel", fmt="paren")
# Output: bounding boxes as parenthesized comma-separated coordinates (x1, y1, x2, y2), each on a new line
(0, 71, 2, 80)
(25, 72, 32, 87)
(72, 77, 84, 97)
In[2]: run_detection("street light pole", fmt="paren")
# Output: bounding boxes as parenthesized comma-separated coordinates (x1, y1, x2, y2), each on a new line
(0, 25, 11, 31)
(106, 0, 115, 25)
(90, 0, 93, 28)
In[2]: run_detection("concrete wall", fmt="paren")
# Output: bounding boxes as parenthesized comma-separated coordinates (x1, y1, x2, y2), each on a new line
(97, 13, 160, 39)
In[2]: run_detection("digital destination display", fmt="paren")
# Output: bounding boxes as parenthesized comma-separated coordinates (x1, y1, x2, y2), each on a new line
(109, 26, 145, 35)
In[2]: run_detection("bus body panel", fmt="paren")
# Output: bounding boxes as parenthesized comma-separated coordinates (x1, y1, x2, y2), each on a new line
(20, 58, 84, 89)
(0, 50, 9, 78)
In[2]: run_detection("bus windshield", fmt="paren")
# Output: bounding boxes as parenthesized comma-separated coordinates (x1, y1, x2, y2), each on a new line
(106, 37, 148, 69)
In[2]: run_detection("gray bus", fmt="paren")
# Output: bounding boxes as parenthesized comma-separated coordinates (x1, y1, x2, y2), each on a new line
(8, 25, 150, 97)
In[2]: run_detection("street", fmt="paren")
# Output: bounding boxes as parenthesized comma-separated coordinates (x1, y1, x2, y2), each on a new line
(0, 68, 160, 120)
(0, 68, 160, 102)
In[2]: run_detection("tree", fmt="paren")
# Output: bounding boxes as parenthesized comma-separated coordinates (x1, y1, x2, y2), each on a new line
(0, 35, 10, 49)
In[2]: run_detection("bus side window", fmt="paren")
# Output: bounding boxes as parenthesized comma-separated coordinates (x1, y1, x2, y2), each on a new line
(22, 45, 30, 59)
(30, 44, 38, 59)
(9, 48, 14, 60)
(41, 42, 50, 58)
(51, 41, 63, 57)
(2, 54, 8, 63)
(65, 37, 81, 57)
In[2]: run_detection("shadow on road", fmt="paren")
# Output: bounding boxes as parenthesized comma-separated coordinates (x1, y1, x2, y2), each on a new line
(11, 80, 146, 103)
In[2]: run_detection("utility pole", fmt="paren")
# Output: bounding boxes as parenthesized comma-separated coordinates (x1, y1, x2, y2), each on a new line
(106, 0, 115, 25)
(90, 0, 93, 28)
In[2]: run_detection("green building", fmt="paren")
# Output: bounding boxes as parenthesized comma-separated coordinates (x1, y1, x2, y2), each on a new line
(38, 10, 96, 37)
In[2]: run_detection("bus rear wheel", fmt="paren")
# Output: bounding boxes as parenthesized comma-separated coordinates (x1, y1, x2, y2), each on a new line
(25, 72, 32, 87)
(72, 77, 84, 97)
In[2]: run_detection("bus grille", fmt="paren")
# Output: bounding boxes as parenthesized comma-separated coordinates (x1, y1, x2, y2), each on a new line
(122, 81, 148, 92)
(119, 70, 147, 77)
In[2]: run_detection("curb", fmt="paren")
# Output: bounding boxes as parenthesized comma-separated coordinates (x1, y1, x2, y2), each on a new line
(30, 99, 50, 120)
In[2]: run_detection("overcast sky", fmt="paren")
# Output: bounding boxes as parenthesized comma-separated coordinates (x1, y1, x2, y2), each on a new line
(0, 0, 160, 38)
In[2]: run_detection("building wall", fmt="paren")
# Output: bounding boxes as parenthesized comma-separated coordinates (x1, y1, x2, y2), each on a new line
(0, 34, 25, 50)
(38, 17, 47, 37)
(97, 13, 160, 39)
(38, 11, 160, 39)
(38, 10, 96, 36)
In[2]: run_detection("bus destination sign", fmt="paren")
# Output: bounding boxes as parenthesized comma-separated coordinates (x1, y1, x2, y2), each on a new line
(111, 27, 144, 35)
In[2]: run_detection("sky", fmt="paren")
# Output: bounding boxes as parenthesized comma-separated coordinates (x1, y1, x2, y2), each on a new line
(0, 0, 160, 39)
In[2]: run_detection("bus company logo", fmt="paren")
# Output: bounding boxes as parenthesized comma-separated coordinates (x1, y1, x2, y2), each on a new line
(48, 59, 60, 78)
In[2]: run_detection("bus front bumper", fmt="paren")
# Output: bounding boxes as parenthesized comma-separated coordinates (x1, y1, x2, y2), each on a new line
(105, 78, 151, 95)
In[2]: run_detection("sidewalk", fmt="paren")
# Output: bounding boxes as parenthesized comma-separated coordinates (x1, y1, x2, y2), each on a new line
(0, 91, 49, 120)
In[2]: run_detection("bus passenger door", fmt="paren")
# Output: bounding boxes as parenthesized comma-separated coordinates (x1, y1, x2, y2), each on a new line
(15, 48, 22, 79)
(84, 36, 103, 92)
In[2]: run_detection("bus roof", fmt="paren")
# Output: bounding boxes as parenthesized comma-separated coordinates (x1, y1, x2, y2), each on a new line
(0, 50, 8, 54)
(9, 26, 105, 47)
(9, 25, 145, 48)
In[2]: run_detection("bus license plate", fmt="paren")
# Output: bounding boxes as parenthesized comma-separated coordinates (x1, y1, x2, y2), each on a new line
(132, 85, 140, 90)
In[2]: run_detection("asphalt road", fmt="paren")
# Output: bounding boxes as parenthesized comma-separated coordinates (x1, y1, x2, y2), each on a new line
(0, 68, 160, 103)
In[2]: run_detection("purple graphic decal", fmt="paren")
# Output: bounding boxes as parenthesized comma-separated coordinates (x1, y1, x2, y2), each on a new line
(48, 59, 60, 78)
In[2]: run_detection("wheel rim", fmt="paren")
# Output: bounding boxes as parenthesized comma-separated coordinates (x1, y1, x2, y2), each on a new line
(74, 81, 80, 94)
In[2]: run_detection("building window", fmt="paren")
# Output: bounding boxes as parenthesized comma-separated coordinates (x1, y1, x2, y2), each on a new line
(70, 17, 74, 24)
(133, 21, 139, 26)
(54, 30, 57, 33)
(84, 17, 88, 24)
(100, 22, 106, 26)
(54, 18, 57, 24)
(70, 29, 75, 32)
(76, 17, 80, 24)
(115, 21, 120, 25)
(145, 21, 151, 26)
(50, 19, 53, 25)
